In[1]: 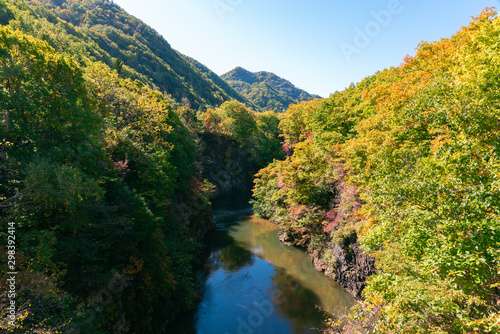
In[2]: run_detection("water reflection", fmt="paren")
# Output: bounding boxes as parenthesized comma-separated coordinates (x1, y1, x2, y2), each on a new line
(229, 216, 355, 315)
(271, 268, 324, 334)
(168, 198, 355, 334)
(211, 243, 254, 272)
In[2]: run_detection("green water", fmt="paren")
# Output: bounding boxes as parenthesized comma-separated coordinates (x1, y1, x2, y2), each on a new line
(169, 199, 355, 334)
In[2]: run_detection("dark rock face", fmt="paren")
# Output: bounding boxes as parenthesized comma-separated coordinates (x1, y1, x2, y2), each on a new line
(300, 235, 376, 299)
(330, 241, 376, 298)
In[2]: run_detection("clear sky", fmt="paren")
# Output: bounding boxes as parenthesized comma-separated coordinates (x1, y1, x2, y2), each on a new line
(111, 0, 499, 97)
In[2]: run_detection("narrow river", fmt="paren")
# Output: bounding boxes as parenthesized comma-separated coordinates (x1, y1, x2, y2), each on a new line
(170, 194, 355, 334)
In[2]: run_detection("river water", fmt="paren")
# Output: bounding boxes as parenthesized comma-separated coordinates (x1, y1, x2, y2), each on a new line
(169, 195, 355, 334)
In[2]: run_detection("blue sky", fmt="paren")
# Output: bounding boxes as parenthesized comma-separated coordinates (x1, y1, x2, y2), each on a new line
(111, 0, 499, 97)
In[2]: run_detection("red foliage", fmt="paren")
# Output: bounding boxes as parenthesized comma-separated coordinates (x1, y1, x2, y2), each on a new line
(113, 159, 130, 176)
(326, 209, 337, 221)
(324, 209, 339, 232)
(400, 53, 414, 67)
(324, 222, 337, 233)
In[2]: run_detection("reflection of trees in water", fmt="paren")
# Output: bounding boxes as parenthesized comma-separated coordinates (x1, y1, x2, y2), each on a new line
(213, 242, 254, 272)
(203, 213, 255, 272)
(271, 267, 324, 333)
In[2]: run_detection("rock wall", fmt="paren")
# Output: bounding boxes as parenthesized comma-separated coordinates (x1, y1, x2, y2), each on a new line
(319, 238, 376, 298)
(280, 229, 376, 299)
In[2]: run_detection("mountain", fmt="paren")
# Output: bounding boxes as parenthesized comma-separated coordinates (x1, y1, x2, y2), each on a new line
(222, 67, 321, 112)
(22, 0, 249, 109)
(182, 56, 260, 110)
(0, 0, 285, 332)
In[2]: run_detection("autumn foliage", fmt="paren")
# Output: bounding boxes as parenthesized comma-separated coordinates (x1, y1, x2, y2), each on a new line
(0, 12, 207, 334)
(253, 8, 500, 333)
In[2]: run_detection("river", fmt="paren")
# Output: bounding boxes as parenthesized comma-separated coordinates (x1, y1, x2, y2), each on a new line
(169, 194, 355, 334)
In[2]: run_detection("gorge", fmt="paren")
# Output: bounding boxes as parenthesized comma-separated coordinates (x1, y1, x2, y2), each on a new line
(0, 1, 499, 333)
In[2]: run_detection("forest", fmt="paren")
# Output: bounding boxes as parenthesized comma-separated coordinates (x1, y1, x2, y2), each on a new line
(15, 0, 252, 110)
(222, 66, 321, 112)
(0, 0, 499, 333)
(252, 8, 500, 334)
(0, 0, 281, 332)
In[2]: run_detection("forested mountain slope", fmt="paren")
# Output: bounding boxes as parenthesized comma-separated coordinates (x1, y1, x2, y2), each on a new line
(0, 0, 283, 333)
(23, 0, 250, 109)
(222, 66, 321, 112)
(252, 8, 500, 334)
(183, 56, 260, 110)
(3, 0, 499, 333)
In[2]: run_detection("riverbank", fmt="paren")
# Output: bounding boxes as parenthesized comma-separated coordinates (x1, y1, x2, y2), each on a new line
(169, 194, 355, 333)
(278, 228, 375, 299)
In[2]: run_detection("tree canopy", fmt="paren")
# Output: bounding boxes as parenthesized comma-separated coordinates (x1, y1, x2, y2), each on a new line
(252, 8, 500, 333)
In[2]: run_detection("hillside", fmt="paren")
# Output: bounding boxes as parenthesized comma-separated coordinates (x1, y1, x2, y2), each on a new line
(0, 0, 284, 332)
(182, 56, 259, 110)
(22, 0, 249, 109)
(222, 66, 321, 112)
(252, 8, 500, 334)
(2, 0, 499, 333)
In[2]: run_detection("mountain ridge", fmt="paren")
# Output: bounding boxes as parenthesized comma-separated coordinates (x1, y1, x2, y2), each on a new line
(23, 0, 250, 110)
(222, 66, 321, 112)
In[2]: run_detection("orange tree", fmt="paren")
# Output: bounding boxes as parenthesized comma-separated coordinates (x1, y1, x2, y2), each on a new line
(342, 9, 500, 333)
(253, 8, 500, 334)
